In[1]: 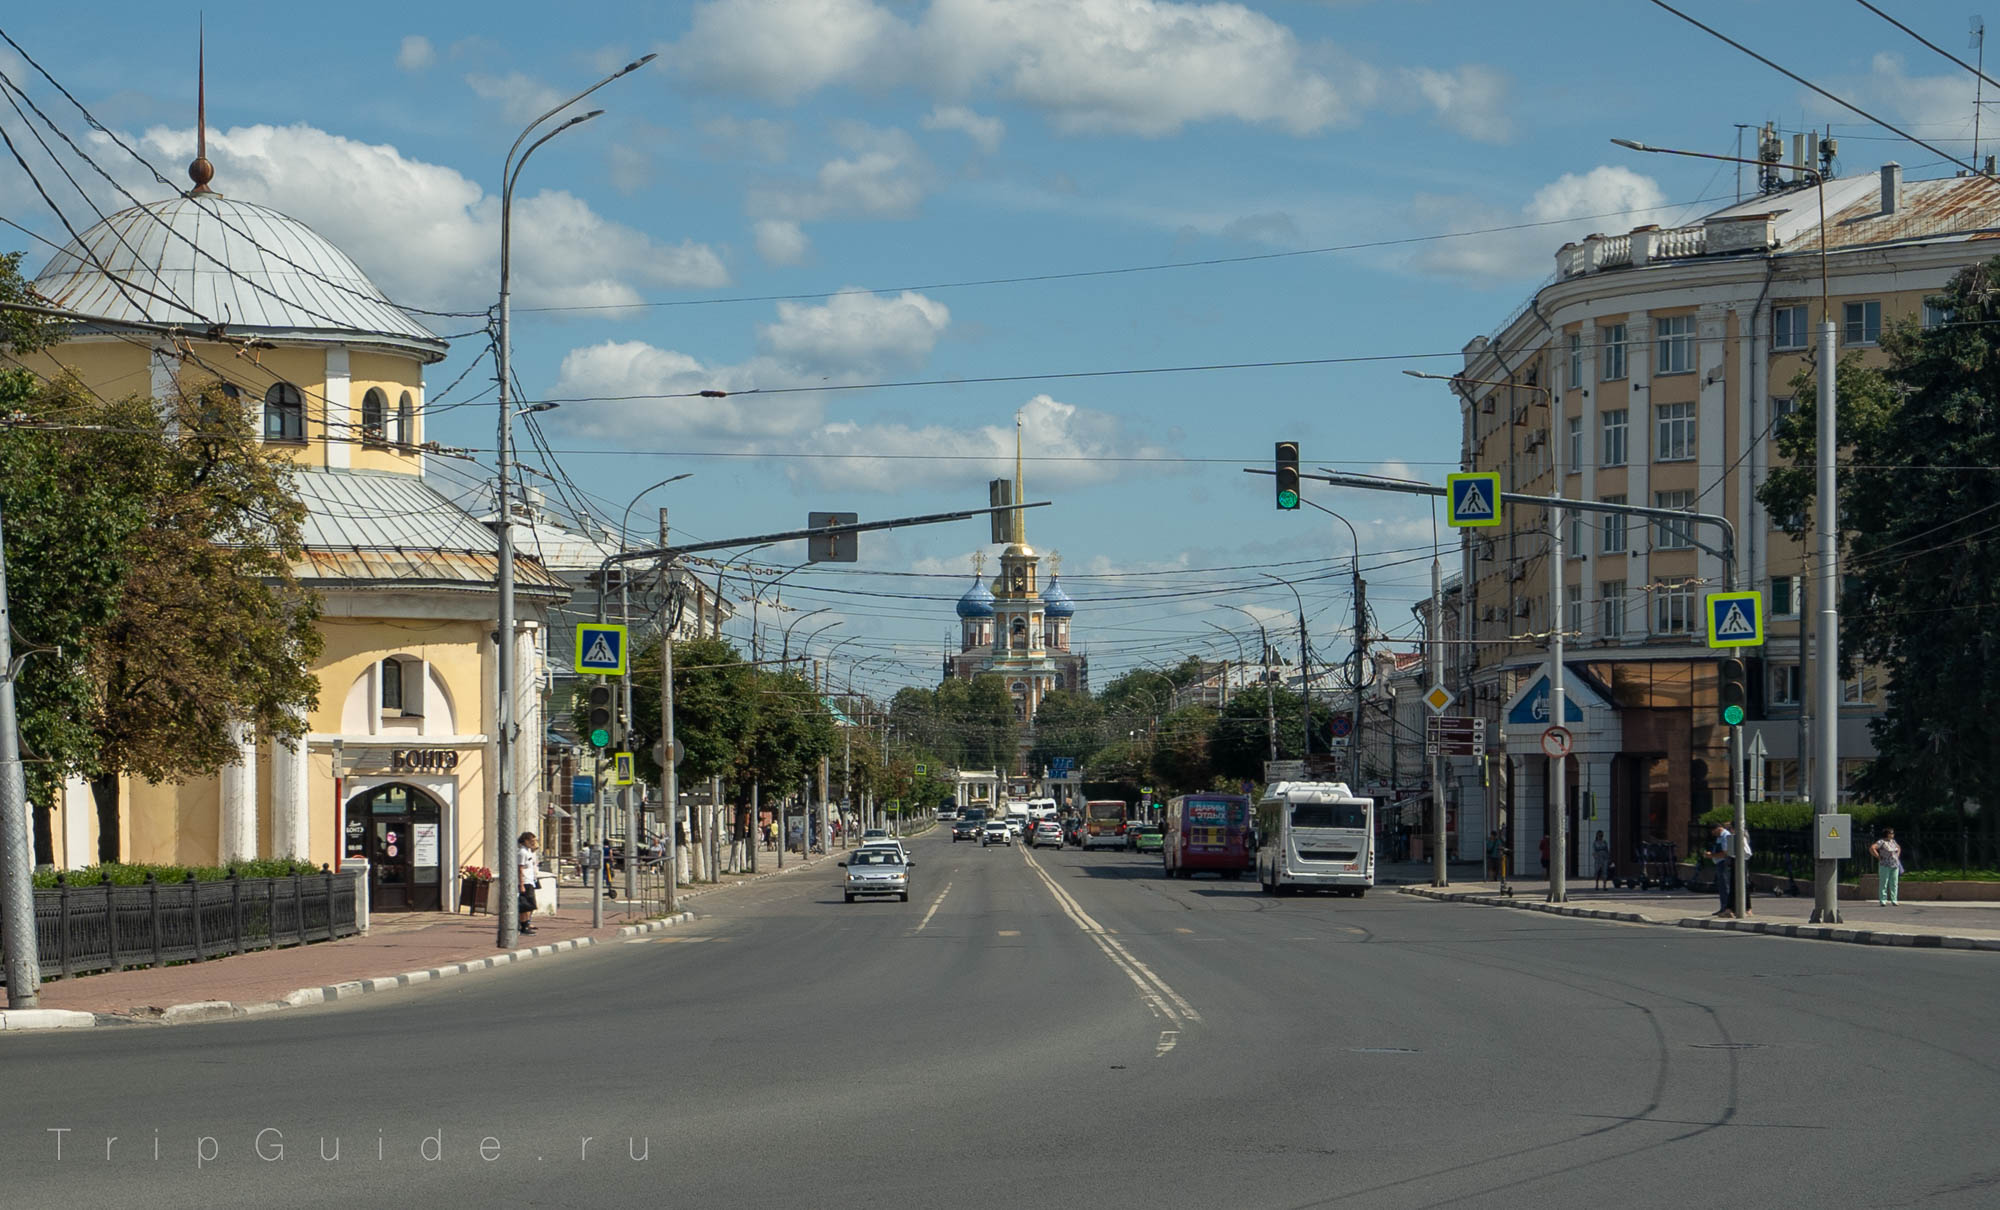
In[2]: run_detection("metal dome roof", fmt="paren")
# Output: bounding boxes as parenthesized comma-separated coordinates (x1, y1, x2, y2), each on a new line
(32, 194, 447, 361)
(1041, 576, 1076, 618)
(955, 576, 996, 618)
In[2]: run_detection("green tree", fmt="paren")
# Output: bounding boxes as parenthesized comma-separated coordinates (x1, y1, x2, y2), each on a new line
(1757, 258, 2000, 812)
(1, 256, 321, 818)
(619, 634, 754, 786)
(1027, 689, 1105, 772)
(1148, 703, 1217, 793)
(739, 668, 835, 793)
(1207, 686, 1330, 784)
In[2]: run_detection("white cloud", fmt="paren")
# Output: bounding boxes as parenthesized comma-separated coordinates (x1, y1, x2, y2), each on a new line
(748, 123, 928, 221)
(551, 289, 953, 442)
(754, 219, 811, 264)
(760, 290, 948, 366)
(664, 0, 912, 103)
(608, 144, 653, 195)
(918, 0, 1352, 137)
(397, 36, 436, 72)
(1402, 64, 1512, 144)
(1409, 164, 1667, 281)
(464, 71, 568, 124)
(135, 123, 729, 312)
(801, 394, 1173, 491)
(1831, 54, 1977, 141)
(663, 0, 1356, 136)
(921, 104, 1004, 153)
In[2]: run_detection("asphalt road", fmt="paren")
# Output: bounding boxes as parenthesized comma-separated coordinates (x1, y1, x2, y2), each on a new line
(6, 830, 1999, 1209)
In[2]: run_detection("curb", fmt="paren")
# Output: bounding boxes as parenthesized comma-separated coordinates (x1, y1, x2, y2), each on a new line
(4, 911, 698, 1032)
(1399, 887, 2000, 951)
(0, 1008, 95, 1031)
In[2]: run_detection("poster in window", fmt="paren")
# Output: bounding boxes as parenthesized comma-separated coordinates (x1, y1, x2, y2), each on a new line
(344, 814, 366, 859)
(413, 822, 439, 868)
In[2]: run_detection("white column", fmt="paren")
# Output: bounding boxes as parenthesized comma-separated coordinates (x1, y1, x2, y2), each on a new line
(325, 347, 351, 469)
(61, 775, 93, 870)
(366, 659, 383, 735)
(270, 735, 310, 860)
(219, 722, 260, 862)
(514, 623, 542, 844)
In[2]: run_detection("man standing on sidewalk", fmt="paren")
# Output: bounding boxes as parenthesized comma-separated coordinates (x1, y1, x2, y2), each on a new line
(1710, 823, 1735, 919)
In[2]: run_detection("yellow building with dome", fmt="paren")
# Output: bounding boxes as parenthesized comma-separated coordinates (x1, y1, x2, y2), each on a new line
(16, 149, 565, 910)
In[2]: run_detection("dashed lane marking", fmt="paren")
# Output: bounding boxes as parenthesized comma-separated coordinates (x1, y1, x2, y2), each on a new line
(915, 882, 953, 932)
(998, 929, 1021, 936)
(1156, 1030, 1180, 1058)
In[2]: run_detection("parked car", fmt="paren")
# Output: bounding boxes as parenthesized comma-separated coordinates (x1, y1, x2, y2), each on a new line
(981, 821, 1012, 847)
(952, 818, 983, 842)
(1031, 819, 1064, 849)
(842, 849, 910, 902)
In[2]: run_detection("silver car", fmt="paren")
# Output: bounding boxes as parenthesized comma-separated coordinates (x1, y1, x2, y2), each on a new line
(843, 848, 910, 902)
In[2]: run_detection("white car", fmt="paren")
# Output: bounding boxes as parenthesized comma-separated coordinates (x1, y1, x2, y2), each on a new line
(1004, 816, 1026, 837)
(981, 821, 1012, 847)
(855, 839, 911, 865)
(1030, 819, 1063, 849)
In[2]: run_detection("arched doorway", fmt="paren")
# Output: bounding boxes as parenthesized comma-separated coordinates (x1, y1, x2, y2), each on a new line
(346, 783, 445, 910)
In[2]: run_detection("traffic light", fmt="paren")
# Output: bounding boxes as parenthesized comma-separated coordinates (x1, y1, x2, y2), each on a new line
(1275, 440, 1300, 511)
(1719, 657, 1747, 727)
(587, 683, 615, 748)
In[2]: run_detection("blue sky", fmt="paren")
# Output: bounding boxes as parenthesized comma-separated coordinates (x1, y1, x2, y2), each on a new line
(2, 1, 1990, 697)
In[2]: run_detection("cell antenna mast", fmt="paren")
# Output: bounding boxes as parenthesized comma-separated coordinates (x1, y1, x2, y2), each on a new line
(1976, 16, 1988, 168)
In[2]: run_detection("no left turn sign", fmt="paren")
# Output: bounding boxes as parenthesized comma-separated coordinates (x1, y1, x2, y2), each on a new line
(1541, 726, 1574, 759)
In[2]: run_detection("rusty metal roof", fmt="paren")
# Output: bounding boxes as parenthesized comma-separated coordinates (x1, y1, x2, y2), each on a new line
(1792, 174, 2000, 252)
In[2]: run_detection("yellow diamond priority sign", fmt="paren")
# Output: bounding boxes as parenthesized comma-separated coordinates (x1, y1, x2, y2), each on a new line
(1423, 685, 1455, 714)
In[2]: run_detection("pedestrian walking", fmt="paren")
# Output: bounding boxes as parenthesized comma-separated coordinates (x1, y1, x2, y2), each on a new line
(516, 832, 540, 936)
(1710, 823, 1735, 918)
(1591, 830, 1610, 890)
(1871, 828, 1904, 906)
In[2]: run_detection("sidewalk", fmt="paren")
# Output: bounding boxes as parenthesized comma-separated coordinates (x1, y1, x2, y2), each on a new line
(2, 846, 850, 1032)
(1389, 863, 2000, 952)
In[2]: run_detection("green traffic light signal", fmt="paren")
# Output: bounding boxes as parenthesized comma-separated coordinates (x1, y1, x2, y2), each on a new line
(590, 727, 612, 747)
(1721, 704, 1744, 727)
(1275, 440, 1301, 511)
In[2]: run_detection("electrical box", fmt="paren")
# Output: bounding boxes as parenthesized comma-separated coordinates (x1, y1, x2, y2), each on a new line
(1816, 813, 1853, 860)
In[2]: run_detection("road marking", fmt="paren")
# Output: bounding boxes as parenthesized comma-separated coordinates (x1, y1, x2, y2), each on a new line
(1156, 1030, 1179, 1058)
(1174, 927, 1194, 934)
(622, 936, 719, 944)
(997, 929, 1021, 936)
(915, 882, 953, 932)
(1020, 848, 1202, 1025)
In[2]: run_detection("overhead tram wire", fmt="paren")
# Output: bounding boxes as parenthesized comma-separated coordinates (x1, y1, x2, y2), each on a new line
(1645, 0, 1983, 176)
(0, 30, 484, 322)
(1852, 1, 2000, 95)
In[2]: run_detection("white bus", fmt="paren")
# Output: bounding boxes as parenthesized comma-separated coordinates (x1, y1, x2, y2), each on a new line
(1254, 782, 1374, 897)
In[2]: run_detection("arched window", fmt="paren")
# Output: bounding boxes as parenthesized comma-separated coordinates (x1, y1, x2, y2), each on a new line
(396, 391, 414, 446)
(263, 382, 304, 441)
(361, 388, 388, 444)
(380, 658, 404, 711)
(1011, 618, 1027, 648)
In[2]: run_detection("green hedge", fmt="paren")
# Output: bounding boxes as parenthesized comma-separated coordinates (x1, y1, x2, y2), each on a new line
(1693, 801, 1891, 830)
(34, 858, 322, 889)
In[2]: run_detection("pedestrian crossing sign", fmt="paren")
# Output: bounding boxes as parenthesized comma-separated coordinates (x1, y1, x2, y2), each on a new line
(1446, 472, 1502, 527)
(1704, 591, 1764, 648)
(611, 752, 635, 786)
(575, 623, 629, 675)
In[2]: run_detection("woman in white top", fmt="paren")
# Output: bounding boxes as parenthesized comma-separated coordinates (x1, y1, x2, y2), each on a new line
(1870, 828, 1903, 906)
(517, 832, 541, 935)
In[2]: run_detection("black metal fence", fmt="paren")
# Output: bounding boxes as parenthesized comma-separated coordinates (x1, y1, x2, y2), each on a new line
(1686, 823, 2000, 880)
(20, 868, 362, 982)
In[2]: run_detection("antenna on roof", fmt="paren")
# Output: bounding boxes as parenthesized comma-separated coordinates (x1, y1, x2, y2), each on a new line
(187, 15, 215, 196)
(1975, 15, 1987, 170)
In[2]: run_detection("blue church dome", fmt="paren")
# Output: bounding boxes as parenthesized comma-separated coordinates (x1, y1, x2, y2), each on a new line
(956, 577, 996, 618)
(1041, 577, 1075, 618)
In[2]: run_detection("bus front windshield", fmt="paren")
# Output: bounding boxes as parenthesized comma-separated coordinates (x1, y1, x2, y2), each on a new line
(1290, 803, 1367, 830)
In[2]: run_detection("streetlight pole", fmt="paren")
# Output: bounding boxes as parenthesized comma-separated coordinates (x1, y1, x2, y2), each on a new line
(1225, 603, 1278, 763)
(1409, 368, 1563, 901)
(1261, 574, 1312, 760)
(603, 475, 689, 902)
(1299, 499, 1364, 789)
(494, 51, 654, 950)
(1612, 137, 1832, 922)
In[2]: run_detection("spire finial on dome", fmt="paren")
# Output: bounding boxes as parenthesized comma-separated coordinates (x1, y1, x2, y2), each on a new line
(187, 19, 216, 196)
